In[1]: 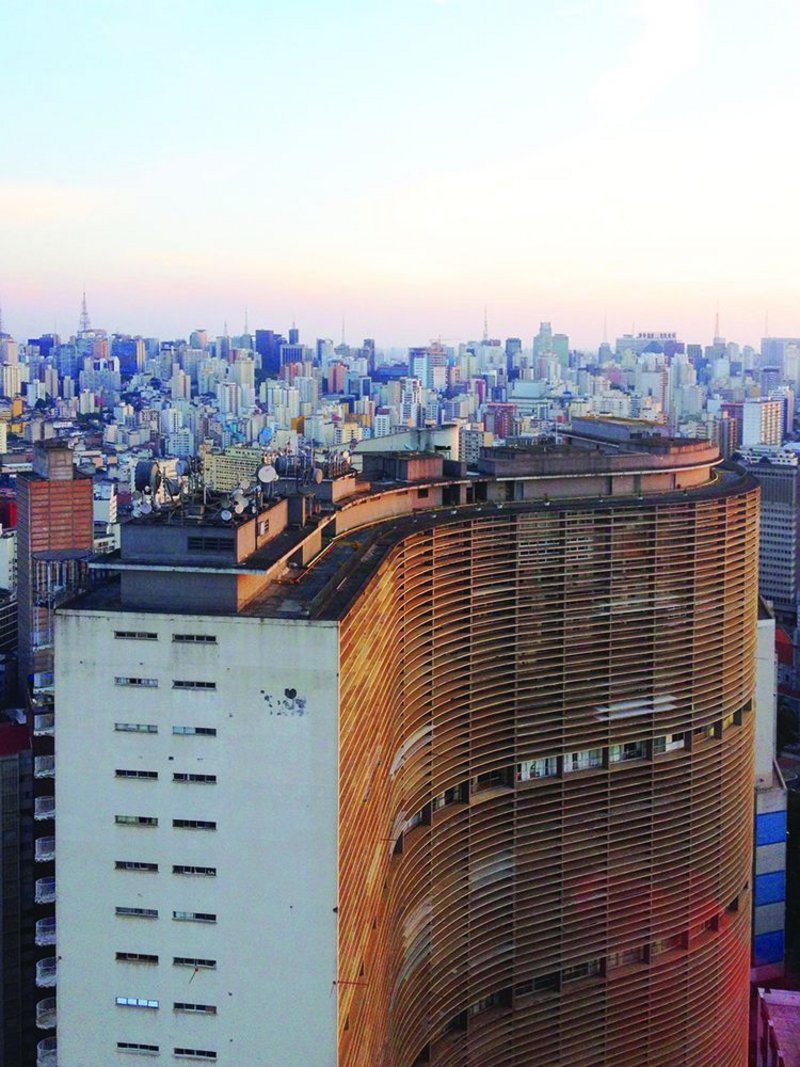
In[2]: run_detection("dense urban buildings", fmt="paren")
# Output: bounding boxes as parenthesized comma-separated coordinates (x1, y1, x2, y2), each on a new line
(54, 419, 758, 1066)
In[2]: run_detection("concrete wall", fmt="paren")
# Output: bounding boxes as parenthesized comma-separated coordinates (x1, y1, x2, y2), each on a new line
(55, 609, 340, 1067)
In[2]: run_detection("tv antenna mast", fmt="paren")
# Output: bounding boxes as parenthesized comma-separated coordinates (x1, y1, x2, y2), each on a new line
(79, 290, 91, 334)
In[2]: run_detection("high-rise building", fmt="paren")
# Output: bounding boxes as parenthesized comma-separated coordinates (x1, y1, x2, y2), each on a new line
(16, 441, 94, 1067)
(741, 398, 783, 447)
(736, 446, 800, 623)
(55, 421, 758, 1067)
(0, 719, 35, 1067)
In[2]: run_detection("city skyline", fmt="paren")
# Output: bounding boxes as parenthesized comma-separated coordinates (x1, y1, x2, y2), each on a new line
(4, 0, 800, 346)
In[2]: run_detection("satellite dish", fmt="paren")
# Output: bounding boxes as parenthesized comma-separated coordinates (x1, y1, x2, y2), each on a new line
(259, 427, 273, 446)
(234, 502, 246, 515)
(257, 465, 278, 484)
(175, 459, 188, 477)
(313, 468, 323, 484)
(141, 499, 152, 515)
(238, 478, 251, 491)
(220, 509, 233, 522)
(134, 460, 155, 492)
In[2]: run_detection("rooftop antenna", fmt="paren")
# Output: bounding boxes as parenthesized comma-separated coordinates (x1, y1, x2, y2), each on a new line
(714, 303, 721, 342)
(341, 315, 346, 346)
(223, 319, 229, 338)
(79, 290, 91, 334)
(244, 305, 249, 335)
(483, 304, 489, 343)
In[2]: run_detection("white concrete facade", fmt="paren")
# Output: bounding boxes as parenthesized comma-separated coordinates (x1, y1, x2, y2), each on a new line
(55, 609, 340, 1067)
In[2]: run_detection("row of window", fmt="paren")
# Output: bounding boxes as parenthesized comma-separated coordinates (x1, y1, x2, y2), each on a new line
(114, 818, 217, 831)
(116, 955, 216, 969)
(114, 631, 217, 644)
(117, 997, 216, 1014)
(115, 775, 218, 788)
(438, 895, 744, 1039)
(115, 725, 217, 739)
(118, 1043, 216, 1060)
(116, 678, 216, 691)
(116, 862, 217, 874)
(116, 907, 217, 923)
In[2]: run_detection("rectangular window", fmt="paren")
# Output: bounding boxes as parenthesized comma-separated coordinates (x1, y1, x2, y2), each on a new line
(173, 865, 217, 877)
(173, 634, 217, 644)
(115, 815, 158, 827)
(115, 861, 158, 872)
(115, 677, 158, 688)
(607, 946, 647, 968)
(173, 957, 216, 969)
(116, 952, 159, 965)
(564, 749, 602, 773)
(115, 769, 158, 780)
(174, 1003, 217, 1015)
(173, 911, 216, 924)
(116, 997, 159, 1009)
(517, 757, 558, 782)
(117, 1043, 159, 1055)
(432, 783, 469, 811)
(173, 819, 216, 831)
(653, 733, 685, 755)
(173, 773, 217, 784)
(187, 535, 230, 552)
(174, 1050, 217, 1061)
(116, 907, 158, 919)
(609, 741, 647, 764)
(173, 680, 216, 691)
(562, 960, 601, 982)
(114, 631, 158, 641)
(172, 726, 216, 737)
(115, 723, 158, 734)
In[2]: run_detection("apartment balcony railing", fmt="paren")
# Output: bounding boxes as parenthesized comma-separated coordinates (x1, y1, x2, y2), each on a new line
(34, 756, 55, 779)
(35, 837, 55, 863)
(37, 1036, 57, 1066)
(36, 998, 56, 1030)
(34, 714, 55, 737)
(35, 917, 56, 946)
(34, 796, 55, 821)
(35, 877, 55, 904)
(36, 958, 57, 988)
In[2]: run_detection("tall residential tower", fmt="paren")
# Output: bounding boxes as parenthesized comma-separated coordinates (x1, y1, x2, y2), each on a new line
(55, 421, 758, 1067)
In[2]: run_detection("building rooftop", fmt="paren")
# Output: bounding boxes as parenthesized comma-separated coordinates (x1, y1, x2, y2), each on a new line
(758, 989, 800, 1067)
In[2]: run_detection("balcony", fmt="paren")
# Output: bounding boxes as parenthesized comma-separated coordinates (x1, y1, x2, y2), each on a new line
(35, 877, 55, 904)
(36, 997, 56, 1030)
(34, 756, 55, 779)
(35, 917, 56, 946)
(34, 796, 55, 821)
(34, 714, 55, 737)
(37, 1037, 57, 1066)
(36, 958, 57, 988)
(35, 837, 55, 863)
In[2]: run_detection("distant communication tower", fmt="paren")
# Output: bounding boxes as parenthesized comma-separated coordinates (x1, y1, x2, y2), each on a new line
(79, 291, 91, 334)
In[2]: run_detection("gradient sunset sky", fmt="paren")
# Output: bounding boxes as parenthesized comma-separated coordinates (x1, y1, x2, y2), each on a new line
(2, 0, 798, 348)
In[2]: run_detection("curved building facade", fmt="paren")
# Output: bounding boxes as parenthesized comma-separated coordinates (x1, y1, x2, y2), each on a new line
(336, 456, 759, 1067)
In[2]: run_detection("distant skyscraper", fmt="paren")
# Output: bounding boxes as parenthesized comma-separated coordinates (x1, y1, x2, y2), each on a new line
(737, 446, 800, 623)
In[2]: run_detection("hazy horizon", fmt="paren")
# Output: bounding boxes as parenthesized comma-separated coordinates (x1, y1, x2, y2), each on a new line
(3, 0, 799, 349)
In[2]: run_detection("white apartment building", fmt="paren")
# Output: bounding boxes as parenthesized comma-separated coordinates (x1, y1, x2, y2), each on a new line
(56, 609, 339, 1066)
(742, 398, 783, 447)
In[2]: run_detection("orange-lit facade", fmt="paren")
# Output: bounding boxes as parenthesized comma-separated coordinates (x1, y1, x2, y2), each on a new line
(336, 448, 759, 1067)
